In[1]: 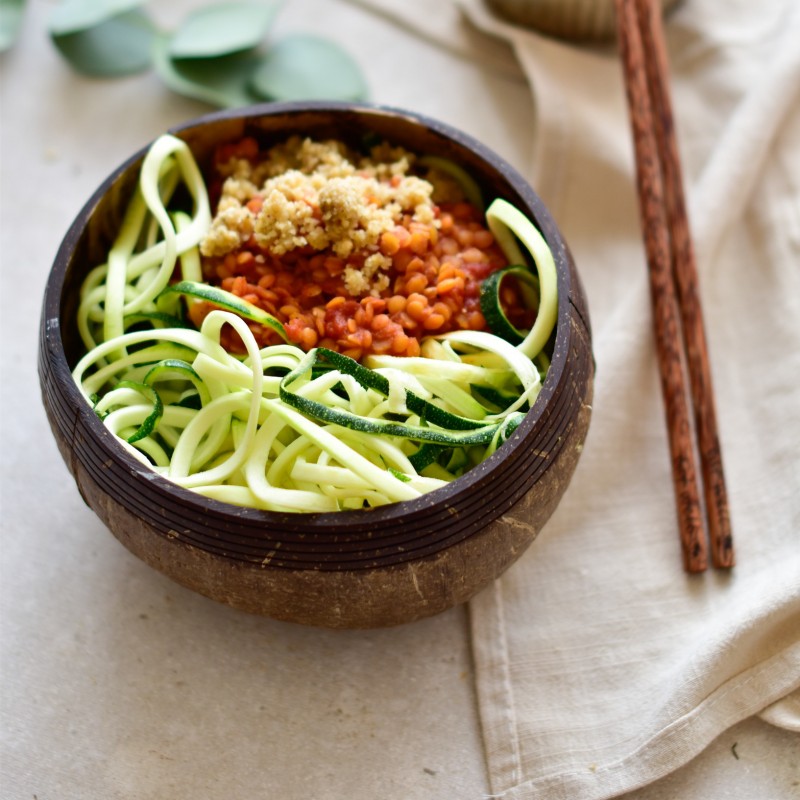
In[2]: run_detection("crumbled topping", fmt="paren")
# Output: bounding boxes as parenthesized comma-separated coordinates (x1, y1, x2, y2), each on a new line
(200, 136, 450, 295)
(201, 204, 254, 257)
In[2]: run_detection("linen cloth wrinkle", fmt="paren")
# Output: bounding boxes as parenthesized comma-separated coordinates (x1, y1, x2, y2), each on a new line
(686, 2, 800, 273)
(472, 583, 525, 791)
(449, 0, 800, 798)
(339, 0, 526, 81)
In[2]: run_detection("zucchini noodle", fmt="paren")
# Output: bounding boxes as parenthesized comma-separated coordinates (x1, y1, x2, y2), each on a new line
(73, 134, 559, 511)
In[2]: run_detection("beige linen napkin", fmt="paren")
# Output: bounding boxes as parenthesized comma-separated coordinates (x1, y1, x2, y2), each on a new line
(348, 0, 798, 793)
(457, 0, 800, 797)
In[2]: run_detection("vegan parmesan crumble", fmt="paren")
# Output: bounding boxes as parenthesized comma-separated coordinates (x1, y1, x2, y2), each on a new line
(200, 136, 446, 297)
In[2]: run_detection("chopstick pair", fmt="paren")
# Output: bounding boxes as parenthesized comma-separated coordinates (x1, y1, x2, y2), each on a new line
(613, 0, 734, 573)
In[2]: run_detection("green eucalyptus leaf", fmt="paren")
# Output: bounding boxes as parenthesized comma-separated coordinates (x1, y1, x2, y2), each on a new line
(51, 8, 155, 77)
(48, 0, 143, 36)
(169, 0, 281, 59)
(0, 0, 26, 53)
(153, 32, 260, 108)
(249, 34, 367, 102)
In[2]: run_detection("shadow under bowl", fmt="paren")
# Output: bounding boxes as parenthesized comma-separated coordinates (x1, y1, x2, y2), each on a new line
(39, 101, 594, 628)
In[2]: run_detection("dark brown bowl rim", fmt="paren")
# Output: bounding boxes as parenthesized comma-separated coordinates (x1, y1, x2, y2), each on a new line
(43, 100, 580, 534)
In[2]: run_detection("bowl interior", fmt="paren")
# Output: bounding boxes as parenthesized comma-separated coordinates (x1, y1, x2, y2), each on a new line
(42, 101, 592, 573)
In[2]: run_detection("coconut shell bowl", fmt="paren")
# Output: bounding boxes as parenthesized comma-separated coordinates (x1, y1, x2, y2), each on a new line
(38, 102, 594, 629)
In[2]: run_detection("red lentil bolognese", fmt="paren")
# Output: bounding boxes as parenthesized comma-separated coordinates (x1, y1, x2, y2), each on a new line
(188, 135, 530, 360)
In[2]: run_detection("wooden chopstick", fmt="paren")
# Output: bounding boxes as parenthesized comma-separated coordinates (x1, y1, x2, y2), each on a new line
(613, 0, 734, 572)
(633, 0, 734, 569)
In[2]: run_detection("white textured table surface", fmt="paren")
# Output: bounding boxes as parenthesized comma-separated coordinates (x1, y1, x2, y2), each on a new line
(1, 1, 797, 798)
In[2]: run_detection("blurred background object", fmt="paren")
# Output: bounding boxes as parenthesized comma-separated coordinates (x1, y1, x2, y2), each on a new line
(485, 0, 682, 41)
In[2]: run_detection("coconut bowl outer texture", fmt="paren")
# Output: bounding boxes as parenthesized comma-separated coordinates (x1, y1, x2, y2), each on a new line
(38, 101, 594, 629)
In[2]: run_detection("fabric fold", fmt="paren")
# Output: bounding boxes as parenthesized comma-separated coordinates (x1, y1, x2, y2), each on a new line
(339, 0, 526, 81)
(759, 688, 800, 733)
